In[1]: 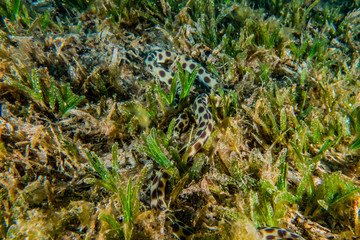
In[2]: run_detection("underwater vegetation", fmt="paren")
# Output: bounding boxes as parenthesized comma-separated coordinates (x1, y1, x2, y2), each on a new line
(0, 0, 360, 239)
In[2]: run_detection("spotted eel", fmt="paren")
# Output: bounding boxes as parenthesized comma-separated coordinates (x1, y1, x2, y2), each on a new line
(145, 50, 304, 240)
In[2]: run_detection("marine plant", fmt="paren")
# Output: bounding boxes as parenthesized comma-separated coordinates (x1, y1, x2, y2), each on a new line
(0, 0, 360, 239)
(85, 143, 144, 240)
